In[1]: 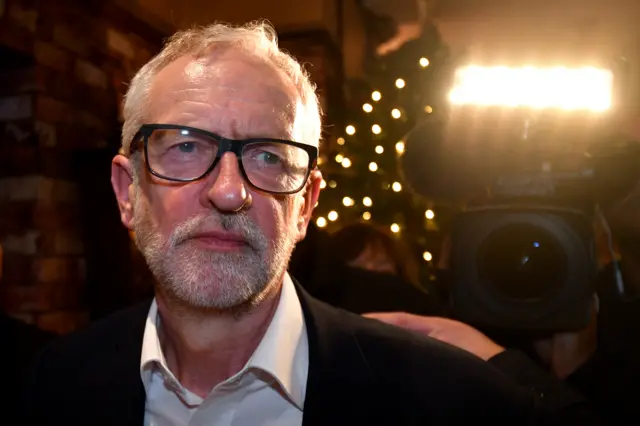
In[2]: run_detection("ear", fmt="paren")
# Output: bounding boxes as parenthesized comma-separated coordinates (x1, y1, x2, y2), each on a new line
(111, 154, 136, 230)
(295, 169, 322, 242)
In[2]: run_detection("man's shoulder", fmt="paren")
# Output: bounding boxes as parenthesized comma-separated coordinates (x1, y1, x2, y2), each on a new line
(39, 300, 151, 365)
(304, 293, 497, 376)
(326, 307, 533, 412)
(25, 302, 150, 424)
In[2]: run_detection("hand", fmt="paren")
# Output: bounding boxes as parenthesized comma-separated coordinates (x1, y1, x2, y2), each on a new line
(364, 312, 505, 361)
(533, 299, 598, 379)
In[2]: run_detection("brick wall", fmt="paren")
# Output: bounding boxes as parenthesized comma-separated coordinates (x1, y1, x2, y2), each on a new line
(0, 0, 161, 334)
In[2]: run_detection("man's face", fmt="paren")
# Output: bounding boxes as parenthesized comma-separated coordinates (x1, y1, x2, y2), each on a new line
(112, 51, 321, 310)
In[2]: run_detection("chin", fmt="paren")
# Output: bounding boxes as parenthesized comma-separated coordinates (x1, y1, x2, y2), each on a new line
(149, 241, 287, 311)
(163, 267, 270, 311)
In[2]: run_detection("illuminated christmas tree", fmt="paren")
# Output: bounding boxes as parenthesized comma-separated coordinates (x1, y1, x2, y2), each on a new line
(314, 24, 453, 262)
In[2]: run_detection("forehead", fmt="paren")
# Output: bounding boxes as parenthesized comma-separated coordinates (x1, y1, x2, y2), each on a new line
(146, 50, 299, 139)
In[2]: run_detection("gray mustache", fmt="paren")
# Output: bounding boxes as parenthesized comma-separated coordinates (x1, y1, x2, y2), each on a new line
(169, 213, 264, 250)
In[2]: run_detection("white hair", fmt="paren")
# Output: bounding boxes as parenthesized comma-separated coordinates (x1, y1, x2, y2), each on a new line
(121, 20, 322, 156)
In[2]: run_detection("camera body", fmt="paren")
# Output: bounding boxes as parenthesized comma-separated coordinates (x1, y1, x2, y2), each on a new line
(450, 184, 597, 332)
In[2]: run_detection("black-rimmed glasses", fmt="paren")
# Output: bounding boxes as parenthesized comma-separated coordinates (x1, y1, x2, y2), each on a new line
(130, 124, 318, 195)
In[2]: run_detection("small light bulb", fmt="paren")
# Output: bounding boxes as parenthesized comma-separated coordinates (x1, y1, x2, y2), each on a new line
(425, 209, 435, 220)
(320, 179, 327, 189)
(328, 211, 338, 221)
(328, 180, 337, 188)
(337, 137, 345, 145)
(342, 197, 354, 207)
(316, 217, 327, 227)
(391, 108, 401, 119)
(362, 211, 372, 220)
(375, 145, 384, 154)
(346, 125, 356, 135)
(335, 154, 344, 163)
(424, 105, 433, 114)
(363, 197, 372, 207)
(362, 103, 373, 113)
(395, 78, 405, 89)
(371, 124, 382, 134)
(341, 158, 352, 168)
(390, 223, 400, 233)
(423, 251, 433, 262)
(419, 57, 430, 68)
(372, 91, 382, 101)
(395, 141, 405, 154)
(392, 182, 402, 192)
(368, 162, 378, 172)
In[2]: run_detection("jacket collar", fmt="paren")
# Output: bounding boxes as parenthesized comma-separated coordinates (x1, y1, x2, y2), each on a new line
(294, 283, 380, 426)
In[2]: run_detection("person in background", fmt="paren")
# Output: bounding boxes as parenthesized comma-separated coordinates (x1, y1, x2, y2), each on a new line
(311, 222, 441, 316)
(334, 222, 421, 284)
(0, 244, 53, 418)
(522, 182, 640, 424)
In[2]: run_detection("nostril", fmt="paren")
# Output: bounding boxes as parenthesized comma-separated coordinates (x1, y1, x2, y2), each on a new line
(232, 193, 252, 212)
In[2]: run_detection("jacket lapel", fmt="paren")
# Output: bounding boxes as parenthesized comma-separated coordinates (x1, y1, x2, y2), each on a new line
(295, 284, 383, 426)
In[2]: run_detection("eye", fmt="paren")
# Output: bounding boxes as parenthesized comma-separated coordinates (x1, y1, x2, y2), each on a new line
(176, 142, 197, 153)
(256, 151, 282, 165)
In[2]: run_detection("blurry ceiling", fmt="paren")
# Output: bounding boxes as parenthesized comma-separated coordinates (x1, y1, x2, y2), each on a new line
(115, 0, 640, 65)
(430, 0, 640, 64)
(116, 0, 339, 38)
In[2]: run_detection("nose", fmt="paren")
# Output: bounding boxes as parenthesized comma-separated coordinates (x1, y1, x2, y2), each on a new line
(204, 152, 251, 212)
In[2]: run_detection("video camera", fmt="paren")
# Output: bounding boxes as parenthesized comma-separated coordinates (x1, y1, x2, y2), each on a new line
(401, 65, 640, 333)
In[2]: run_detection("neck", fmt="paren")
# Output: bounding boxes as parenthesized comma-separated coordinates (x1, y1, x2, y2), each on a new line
(155, 279, 283, 398)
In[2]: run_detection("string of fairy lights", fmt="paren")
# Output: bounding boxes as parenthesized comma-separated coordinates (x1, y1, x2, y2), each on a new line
(314, 56, 439, 263)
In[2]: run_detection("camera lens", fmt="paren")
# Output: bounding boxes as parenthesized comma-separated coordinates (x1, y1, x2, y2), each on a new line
(477, 224, 567, 301)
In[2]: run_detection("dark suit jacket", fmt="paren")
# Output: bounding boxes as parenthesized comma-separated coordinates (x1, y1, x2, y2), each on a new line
(1, 314, 53, 419)
(24, 286, 595, 425)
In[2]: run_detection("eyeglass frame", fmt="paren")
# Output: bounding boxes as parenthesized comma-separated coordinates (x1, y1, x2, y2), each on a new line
(129, 123, 319, 195)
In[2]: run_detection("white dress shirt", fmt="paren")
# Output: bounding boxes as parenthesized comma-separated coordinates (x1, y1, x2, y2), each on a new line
(140, 273, 308, 426)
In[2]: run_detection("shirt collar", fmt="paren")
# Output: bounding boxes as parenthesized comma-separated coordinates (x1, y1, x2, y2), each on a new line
(248, 272, 308, 408)
(140, 272, 308, 409)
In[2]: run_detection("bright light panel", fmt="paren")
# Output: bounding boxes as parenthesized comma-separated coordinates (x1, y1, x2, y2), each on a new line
(449, 66, 613, 112)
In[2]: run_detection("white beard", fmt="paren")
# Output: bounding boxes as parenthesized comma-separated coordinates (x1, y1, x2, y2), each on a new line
(131, 189, 296, 311)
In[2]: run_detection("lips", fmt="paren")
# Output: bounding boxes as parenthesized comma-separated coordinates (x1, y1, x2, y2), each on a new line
(188, 231, 248, 251)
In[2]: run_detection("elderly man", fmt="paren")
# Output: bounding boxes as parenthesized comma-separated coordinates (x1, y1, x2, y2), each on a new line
(25, 22, 592, 425)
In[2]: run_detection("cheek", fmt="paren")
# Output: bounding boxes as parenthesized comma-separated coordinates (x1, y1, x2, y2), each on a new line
(145, 184, 203, 234)
(249, 194, 296, 241)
